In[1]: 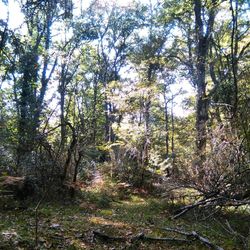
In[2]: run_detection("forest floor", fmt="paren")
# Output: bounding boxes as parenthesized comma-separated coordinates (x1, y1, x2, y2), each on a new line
(0, 169, 249, 250)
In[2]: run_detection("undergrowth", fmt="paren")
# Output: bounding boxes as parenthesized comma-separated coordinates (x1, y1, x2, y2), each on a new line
(0, 170, 249, 249)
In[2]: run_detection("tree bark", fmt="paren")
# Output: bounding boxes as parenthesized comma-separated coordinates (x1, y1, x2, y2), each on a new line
(62, 122, 77, 181)
(59, 61, 67, 150)
(92, 78, 98, 144)
(171, 94, 176, 171)
(230, 0, 239, 116)
(193, 0, 216, 174)
(164, 89, 169, 157)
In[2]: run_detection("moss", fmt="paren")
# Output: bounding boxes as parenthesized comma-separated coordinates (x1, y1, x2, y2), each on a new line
(0, 177, 249, 250)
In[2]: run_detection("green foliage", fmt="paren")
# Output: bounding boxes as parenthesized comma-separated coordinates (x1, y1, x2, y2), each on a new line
(0, 5, 249, 248)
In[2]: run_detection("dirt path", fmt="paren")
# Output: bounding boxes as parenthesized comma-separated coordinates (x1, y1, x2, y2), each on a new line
(91, 169, 104, 187)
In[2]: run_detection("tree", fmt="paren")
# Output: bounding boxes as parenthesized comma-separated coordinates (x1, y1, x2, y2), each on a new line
(192, 0, 216, 166)
(0, 0, 249, 209)
(84, 1, 145, 142)
(9, 0, 60, 172)
(161, 0, 217, 175)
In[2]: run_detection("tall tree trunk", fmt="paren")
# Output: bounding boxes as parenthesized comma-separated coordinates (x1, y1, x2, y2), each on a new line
(139, 97, 151, 187)
(70, 153, 82, 198)
(59, 61, 67, 150)
(33, 8, 54, 133)
(16, 3, 56, 170)
(171, 95, 175, 159)
(17, 79, 31, 169)
(140, 65, 154, 186)
(104, 97, 115, 143)
(171, 95, 177, 174)
(143, 98, 151, 168)
(230, 0, 239, 117)
(92, 79, 98, 144)
(104, 94, 110, 142)
(17, 50, 39, 171)
(164, 90, 169, 157)
(62, 122, 77, 181)
(60, 85, 66, 149)
(193, 0, 216, 175)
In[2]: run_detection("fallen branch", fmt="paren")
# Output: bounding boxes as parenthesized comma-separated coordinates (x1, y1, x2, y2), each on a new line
(224, 220, 249, 250)
(163, 227, 224, 250)
(93, 228, 224, 249)
(93, 230, 190, 244)
(172, 197, 220, 219)
(139, 235, 190, 243)
(172, 196, 250, 219)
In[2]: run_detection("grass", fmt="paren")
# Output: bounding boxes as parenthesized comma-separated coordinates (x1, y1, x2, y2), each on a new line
(0, 178, 249, 249)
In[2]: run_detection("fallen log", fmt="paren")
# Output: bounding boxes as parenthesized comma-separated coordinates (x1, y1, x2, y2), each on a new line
(0, 176, 36, 200)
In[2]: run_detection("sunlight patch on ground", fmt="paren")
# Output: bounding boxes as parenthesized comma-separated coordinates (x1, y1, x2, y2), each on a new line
(88, 216, 130, 228)
(125, 195, 146, 204)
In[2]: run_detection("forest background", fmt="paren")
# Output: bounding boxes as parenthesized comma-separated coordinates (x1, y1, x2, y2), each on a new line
(0, 0, 249, 249)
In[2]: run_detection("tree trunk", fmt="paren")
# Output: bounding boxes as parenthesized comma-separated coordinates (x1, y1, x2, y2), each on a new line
(230, 0, 239, 117)
(164, 91, 169, 157)
(60, 85, 66, 149)
(92, 79, 98, 144)
(171, 95, 176, 170)
(104, 95, 111, 142)
(17, 50, 39, 171)
(62, 122, 77, 181)
(70, 153, 82, 198)
(59, 61, 67, 150)
(140, 65, 154, 186)
(16, 6, 55, 170)
(193, 0, 216, 175)
(143, 98, 150, 168)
